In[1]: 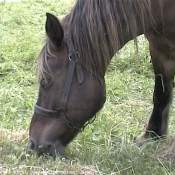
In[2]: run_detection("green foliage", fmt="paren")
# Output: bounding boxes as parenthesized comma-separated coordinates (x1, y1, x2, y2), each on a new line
(1, 0, 175, 174)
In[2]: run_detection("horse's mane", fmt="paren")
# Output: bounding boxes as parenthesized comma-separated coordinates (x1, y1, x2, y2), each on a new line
(62, 0, 164, 77)
(38, 0, 163, 80)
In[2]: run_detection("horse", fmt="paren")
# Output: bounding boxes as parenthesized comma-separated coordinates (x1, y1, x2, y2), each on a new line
(29, 0, 175, 156)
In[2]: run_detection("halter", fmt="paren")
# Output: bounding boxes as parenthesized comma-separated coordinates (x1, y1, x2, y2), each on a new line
(34, 34, 105, 131)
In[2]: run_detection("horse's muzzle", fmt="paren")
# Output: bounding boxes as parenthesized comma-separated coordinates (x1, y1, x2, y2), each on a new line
(28, 139, 65, 156)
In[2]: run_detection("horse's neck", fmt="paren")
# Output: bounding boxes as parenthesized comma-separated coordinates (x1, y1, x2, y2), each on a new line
(118, 0, 163, 49)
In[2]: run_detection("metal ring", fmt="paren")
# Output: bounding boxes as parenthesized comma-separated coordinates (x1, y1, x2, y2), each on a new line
(68, 52, 80, 62)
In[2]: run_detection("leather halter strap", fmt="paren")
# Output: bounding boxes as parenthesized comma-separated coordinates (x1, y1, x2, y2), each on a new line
(34, 36, 84, 117)
(34, 103, 57, 117)
(34, 35, 105, 130)
(58, 36, 84, 111)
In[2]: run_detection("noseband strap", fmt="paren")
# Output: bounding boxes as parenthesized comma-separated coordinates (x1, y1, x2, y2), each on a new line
(34, 104, 57, 117)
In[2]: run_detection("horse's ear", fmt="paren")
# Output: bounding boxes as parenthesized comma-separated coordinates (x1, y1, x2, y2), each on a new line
(45, 13, 64, 47)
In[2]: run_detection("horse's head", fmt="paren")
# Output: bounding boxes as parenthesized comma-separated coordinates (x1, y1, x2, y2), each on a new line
(29, 13, 106, 156)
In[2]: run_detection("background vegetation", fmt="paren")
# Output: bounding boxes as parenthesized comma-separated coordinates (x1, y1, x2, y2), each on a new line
(1, 0, 175, 174)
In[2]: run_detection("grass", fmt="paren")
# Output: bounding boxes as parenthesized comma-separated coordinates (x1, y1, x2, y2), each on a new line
(1, 0, 175, 174)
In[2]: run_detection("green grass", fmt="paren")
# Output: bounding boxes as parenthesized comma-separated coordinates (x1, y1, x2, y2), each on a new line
(1, 0, 175, 174)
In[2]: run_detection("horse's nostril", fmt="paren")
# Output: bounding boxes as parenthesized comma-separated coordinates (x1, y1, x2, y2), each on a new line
(28, 140, 35, 150)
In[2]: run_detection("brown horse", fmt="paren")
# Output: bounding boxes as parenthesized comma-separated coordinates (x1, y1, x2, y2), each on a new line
(29, 0, 175, 156)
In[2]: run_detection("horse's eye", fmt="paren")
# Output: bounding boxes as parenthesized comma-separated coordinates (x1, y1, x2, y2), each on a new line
(40, 78, 51, 88)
